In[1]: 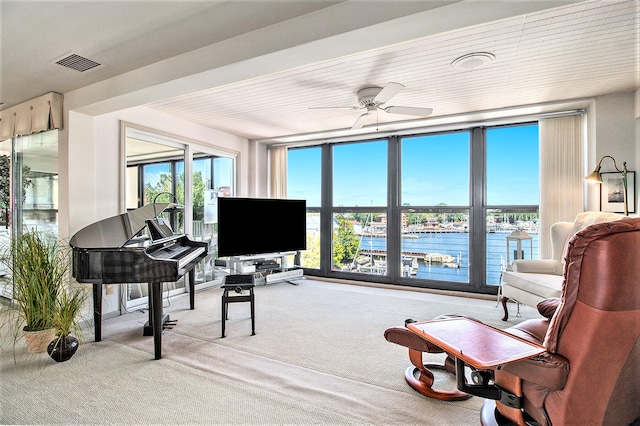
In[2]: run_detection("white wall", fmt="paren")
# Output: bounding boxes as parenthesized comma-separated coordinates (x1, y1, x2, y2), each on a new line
(62, 104, 250, 317)
(586, 92, 639, 215)
(64, 106, 250, 239)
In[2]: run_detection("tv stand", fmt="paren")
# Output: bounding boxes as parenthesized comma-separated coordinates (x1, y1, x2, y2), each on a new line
(227, 252, 303, 285)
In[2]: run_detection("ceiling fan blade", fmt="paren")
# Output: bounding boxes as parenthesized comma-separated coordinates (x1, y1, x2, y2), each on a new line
(384, 106, 433, 117)
(374, 82, 405, 103)
(309, 106, 360, 110)
(351, 112, 371, 130)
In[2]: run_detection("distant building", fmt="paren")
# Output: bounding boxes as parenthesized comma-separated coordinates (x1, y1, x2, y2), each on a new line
(376, 214, 408, 228)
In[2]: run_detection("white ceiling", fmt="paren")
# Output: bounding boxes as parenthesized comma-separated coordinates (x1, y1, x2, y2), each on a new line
(2, 0, 638, 144)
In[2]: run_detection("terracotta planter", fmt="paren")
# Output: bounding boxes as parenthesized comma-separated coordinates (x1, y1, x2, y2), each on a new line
(23, 328, 56, 353)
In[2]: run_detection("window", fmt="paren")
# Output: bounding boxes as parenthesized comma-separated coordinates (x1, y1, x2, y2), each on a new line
(124, 126, 236, 307)
(401, 133, 469, 206)
(0, 130, 59, 300)
(288, 147, 321, 207)
(486, 125, 539, 205)
(332, 141, 387, 276)
(333, 141, 387, 207)
(400, 133, 470, 284)
(287, 147, 322, 269)
(485, 125, 540, 285)
(285, 123, 540, 294)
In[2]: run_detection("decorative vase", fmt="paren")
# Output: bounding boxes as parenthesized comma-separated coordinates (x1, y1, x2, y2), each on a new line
(47, 335, 79, 362)
(23, 328, 56, 353)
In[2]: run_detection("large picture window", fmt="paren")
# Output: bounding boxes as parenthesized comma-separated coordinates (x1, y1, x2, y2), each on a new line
(286, 123, 540, 294)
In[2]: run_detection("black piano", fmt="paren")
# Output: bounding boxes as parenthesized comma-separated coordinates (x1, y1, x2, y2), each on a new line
(69, 203, 208, 359)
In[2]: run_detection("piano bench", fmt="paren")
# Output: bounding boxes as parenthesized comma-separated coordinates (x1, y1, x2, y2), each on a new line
(221, 282, 255, 338)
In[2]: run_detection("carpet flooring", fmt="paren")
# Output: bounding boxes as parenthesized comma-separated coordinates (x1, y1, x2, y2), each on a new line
(1, 278, 539, 425)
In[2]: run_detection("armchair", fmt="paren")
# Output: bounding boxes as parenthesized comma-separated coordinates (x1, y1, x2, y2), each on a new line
(500, 211, 624, 320)
(387, 217, 640, 426)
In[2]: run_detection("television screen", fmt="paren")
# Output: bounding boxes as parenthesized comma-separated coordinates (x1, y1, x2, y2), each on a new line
(217, 197, 307, 258)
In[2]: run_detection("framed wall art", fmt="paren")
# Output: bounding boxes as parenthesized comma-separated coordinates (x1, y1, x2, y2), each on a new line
(600, 171, 635, 214)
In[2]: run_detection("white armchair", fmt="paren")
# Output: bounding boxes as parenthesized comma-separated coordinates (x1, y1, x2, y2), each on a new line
(500, 211, 624, 320)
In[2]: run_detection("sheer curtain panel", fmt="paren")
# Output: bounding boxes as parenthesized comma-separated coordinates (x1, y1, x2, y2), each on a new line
(269, 146, 287, 198)
(539, 115, 584, 257)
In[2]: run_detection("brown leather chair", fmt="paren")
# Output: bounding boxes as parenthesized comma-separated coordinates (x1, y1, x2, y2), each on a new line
(482, 217, 640, 425)
(386, 218, 639, 425)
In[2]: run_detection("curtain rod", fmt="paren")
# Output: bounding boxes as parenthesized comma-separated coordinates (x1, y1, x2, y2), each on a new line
(265, 108, 585, 149)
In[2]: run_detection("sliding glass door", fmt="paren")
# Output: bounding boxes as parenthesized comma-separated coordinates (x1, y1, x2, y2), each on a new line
(0, 130, 59, 299)
(123, 125, 236, 309)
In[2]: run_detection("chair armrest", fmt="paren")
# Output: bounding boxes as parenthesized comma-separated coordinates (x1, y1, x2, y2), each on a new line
(537, 298, 560, 319)
(502, 352, 569, 391)
(511, 259, 561, 275)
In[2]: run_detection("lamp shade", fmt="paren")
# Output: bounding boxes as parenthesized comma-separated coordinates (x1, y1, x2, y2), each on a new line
(584, 169, 603, 183)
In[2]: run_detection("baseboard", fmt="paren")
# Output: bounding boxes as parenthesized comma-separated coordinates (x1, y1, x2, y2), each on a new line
(310, 276, 496, 301)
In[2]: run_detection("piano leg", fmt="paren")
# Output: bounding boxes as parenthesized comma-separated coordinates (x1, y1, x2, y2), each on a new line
(141, 282, 169, 359)
(152, 282, 163, 359)
(93, 283, 102, 342)
(189, 268, 195, 310)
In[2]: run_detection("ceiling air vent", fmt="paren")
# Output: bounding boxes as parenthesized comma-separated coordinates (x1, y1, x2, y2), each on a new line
(54, 53, 102, 72)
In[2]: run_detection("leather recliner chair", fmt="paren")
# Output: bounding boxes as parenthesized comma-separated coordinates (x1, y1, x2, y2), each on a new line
(483, 217, 640, 425)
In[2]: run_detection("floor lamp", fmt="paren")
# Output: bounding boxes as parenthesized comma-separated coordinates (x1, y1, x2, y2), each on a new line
(585, 155, 629, 216)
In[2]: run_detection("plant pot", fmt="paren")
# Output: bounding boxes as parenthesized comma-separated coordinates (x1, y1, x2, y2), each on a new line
(47, 335, 79, 362)
(23, 328, 56, 353)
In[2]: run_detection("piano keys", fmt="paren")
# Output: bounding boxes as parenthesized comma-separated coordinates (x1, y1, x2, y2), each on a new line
(146, 238, 206, 270)
(70, 203, 208, 359)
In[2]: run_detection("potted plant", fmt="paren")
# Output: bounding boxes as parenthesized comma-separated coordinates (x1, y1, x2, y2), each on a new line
(47, 285, 87, 362)
(1, 230, 67, 353)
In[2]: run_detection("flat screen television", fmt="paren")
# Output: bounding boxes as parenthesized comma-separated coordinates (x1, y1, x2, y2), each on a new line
(217, 197, 307, 258)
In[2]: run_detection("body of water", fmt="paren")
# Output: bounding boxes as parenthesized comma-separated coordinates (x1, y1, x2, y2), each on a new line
(356, 232, 539, 285)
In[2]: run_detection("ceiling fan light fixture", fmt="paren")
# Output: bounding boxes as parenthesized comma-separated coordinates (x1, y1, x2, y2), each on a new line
(451, 52, 495, 70)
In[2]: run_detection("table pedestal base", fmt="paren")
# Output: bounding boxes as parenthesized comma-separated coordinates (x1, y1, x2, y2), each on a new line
(405, 348, 471, 401)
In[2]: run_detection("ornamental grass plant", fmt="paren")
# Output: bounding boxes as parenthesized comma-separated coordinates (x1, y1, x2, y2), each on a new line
(0, 230, 84, 355)
(51, 285, 87, 340)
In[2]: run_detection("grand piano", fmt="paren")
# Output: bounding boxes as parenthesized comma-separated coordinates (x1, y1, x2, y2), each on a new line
(70, 203, 208, 359)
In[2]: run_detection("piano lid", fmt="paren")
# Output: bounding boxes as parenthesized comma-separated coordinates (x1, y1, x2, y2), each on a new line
(69, 203, 182, 249)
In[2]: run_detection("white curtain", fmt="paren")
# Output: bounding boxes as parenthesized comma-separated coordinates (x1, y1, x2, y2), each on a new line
(539, 115, 584, 257)
(269, 147, 288, 198)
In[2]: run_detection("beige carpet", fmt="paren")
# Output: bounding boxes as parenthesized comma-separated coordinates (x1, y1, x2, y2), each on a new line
(1, 278, 539, 425)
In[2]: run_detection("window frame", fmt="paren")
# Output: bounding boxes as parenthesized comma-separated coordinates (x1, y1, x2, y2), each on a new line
(287, 122, 540, 295)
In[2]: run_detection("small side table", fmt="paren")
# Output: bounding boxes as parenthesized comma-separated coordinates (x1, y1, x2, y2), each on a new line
(221, 282, 255, 338)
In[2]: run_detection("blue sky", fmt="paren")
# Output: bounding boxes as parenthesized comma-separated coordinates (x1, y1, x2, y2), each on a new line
(288, 124, 539, 207)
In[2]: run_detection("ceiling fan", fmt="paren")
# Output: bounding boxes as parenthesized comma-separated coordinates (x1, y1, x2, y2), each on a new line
(310, 82, 433, 130)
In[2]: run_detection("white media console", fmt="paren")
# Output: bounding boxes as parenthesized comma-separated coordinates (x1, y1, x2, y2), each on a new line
(227, 251, 304, 285)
